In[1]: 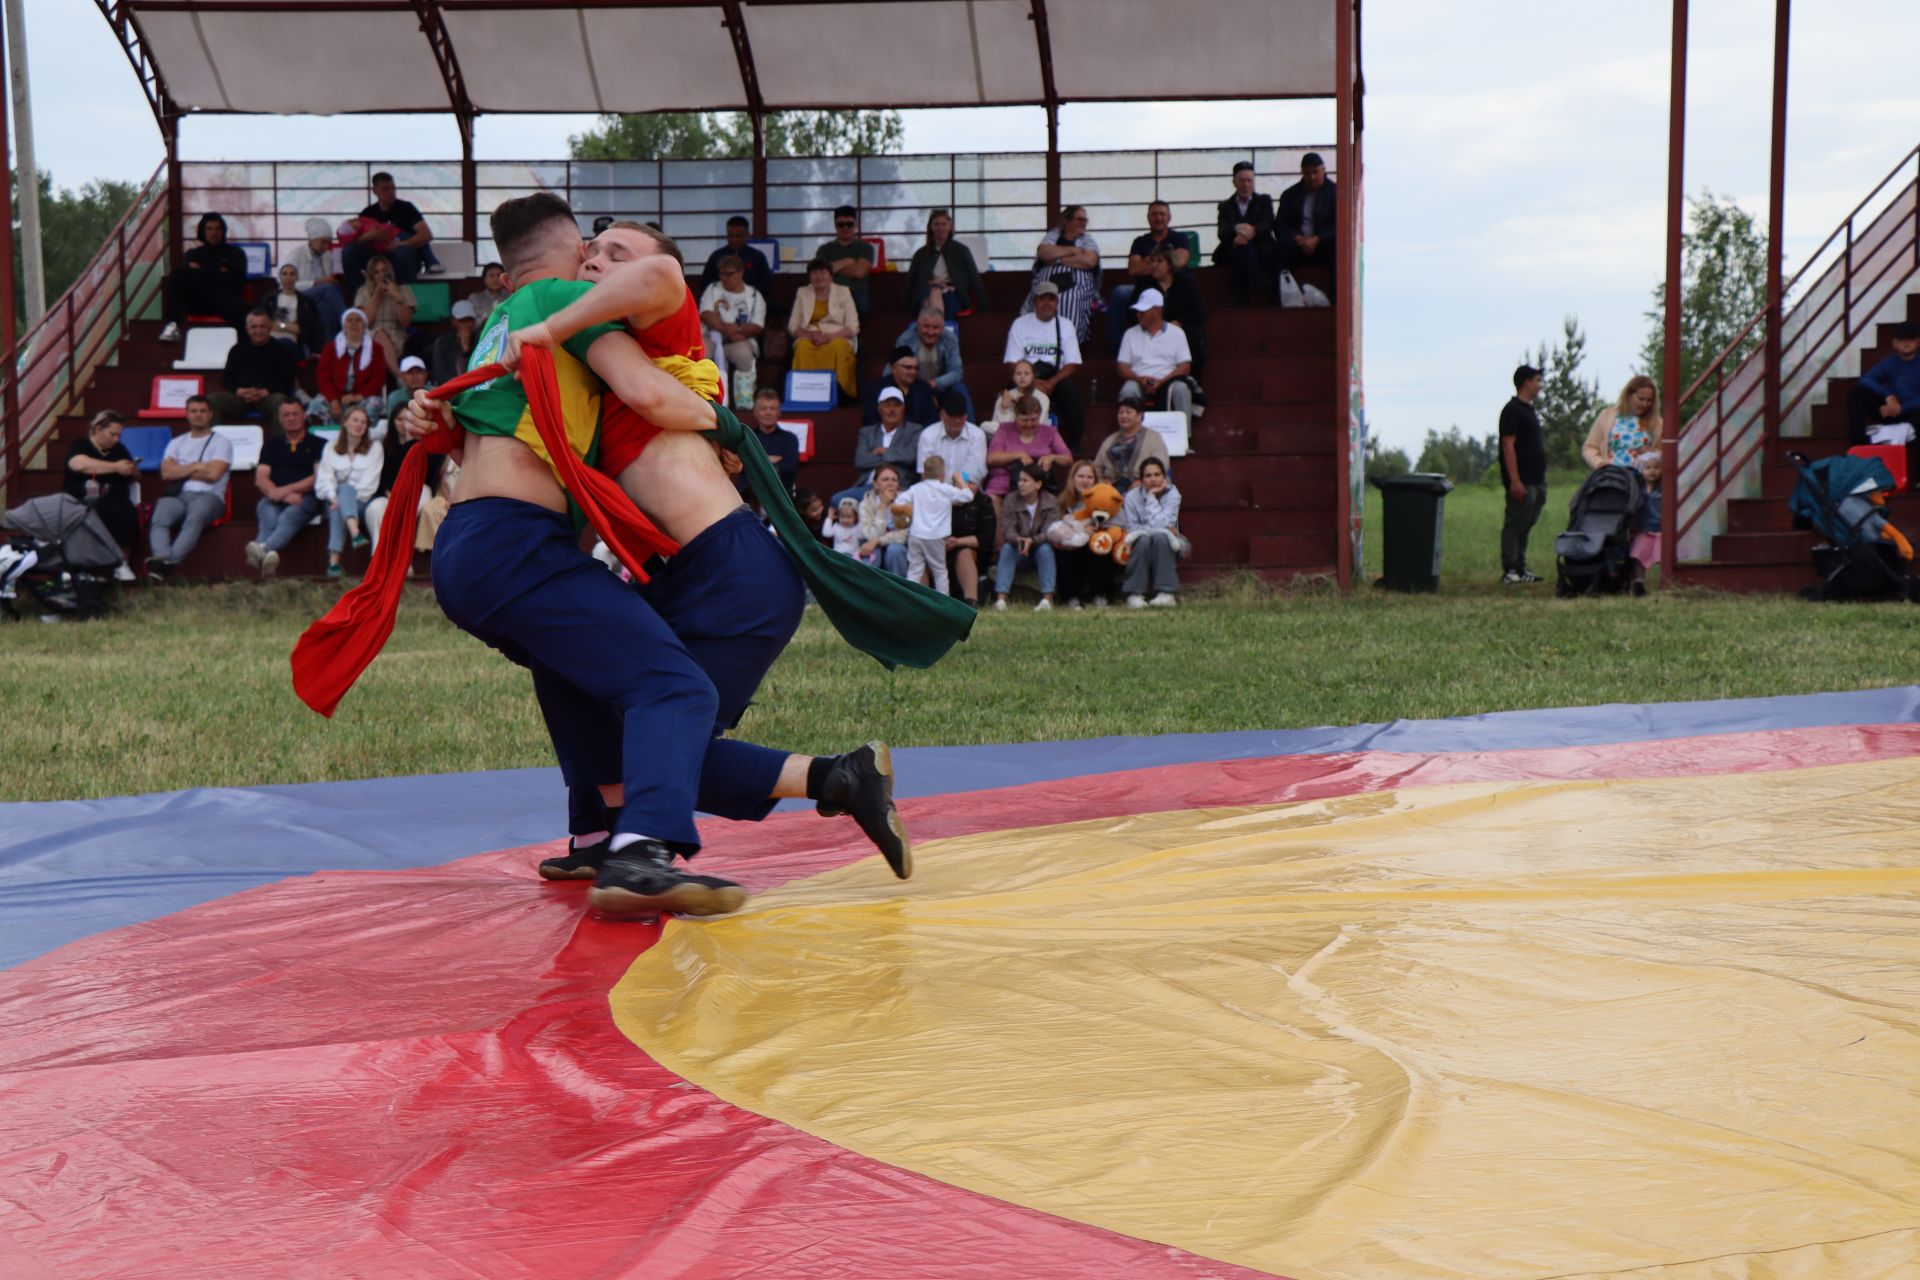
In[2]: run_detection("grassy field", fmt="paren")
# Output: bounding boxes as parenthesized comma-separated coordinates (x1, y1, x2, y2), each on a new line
(4, 471, 1911, 802)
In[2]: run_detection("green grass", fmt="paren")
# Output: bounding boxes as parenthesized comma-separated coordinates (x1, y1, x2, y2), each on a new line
(4, 474, 1908, 802)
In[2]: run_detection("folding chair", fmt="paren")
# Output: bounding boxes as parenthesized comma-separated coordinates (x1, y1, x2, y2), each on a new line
(138, 374, 203, 419)
(778, 417, 817, 462)
(174, 328, 238, 371)
(119, 426, 175, 472)
(211, 424, 265, 471)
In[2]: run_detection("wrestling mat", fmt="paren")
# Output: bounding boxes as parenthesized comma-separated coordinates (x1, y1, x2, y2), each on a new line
(4, 690, 1919, 1278)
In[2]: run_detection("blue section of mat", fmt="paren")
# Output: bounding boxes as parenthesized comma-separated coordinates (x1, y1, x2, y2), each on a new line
(4, 686, 1915, 969)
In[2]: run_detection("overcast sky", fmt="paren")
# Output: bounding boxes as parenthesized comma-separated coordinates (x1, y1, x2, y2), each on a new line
(18, 0, 1920, 452)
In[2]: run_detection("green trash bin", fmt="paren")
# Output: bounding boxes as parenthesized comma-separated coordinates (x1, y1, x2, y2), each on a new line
(1369, 472, 1455, 592)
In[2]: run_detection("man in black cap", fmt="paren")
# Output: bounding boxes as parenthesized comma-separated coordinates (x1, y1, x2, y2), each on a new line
(1213, 161, 1276, 305)
(1498, 364, 1548, 585)
(1275, 152, 1338, 282)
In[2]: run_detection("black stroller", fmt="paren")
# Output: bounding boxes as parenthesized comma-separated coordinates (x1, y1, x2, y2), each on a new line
(1, 493, 124, 620)
(1785, 451, 1918, 602)
(1555, 464, 1646, 597)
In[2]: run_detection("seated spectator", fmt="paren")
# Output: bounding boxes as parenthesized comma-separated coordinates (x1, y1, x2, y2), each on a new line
(816, 205, 874, 319)
(916, 390, 989, 488)
(946, 478, 997, 608)
(839, 385, 924, 504)
(1128, 249, 1208, 377)
(385, 356, 432, 426)
(699, 216, 774, 295)
(366, 424, 450, 560)
(1116, 291, 1195, 414)
(352, 253, 417, 380)
(1213, 161, 1276, 305)
(900, 455, 976, 600)
(159, 212, 249, 341)
(342, 171, 433, 292)
(315, 405, 384, 578)
(208, 310, 299, 424)
(698, 255, 767, 390)
(63, 410, 140, 580)
(991, 359, 1051, 425)
(1582, 376, 1662, 469)
(591, 215, 616, 236)
(1121, 457, 1184, 608)
(471, 262, 510, 325)
(1107, 200, 1191, 343)
(1003, 282, 1085, 451)
(794, 489, 835, 550)
(317, 309, 388, 424)
(1629, 450, 1663, 596)
(856, 463, 912, 577)
(748, 386, 802, 496)
(145, 395, 233, 582)
(904, 210, 987, 319)
(863, 346, 935, 426)
(430, 299, 479, 386)
(1849, 321, 1920, 445)
(1053, 458, 1119, 609)
(289, 216, 346, 343)
(1275, 152, 1337, 281)
(787, 259, 860, 398)
(985, 396, 1072, 496)
(825, 496, 864, 559)
(248, 400, 327, 577)
(266, 264, 320, 356)
(1094, 396, 1172, 493)
(894, 308, 972, 420)
(992, 463, 1061, 612)
(1026, 205, 1100, 345)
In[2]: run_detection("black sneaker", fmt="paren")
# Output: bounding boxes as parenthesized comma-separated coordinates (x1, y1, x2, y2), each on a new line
(587, 840, 748, 918)
(145, 557, 172, 586)
(537, 835, 610, 881)
(816, 742, 912, 879)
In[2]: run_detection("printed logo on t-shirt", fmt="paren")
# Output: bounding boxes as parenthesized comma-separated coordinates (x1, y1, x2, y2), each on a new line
(469, 313, 512, 391)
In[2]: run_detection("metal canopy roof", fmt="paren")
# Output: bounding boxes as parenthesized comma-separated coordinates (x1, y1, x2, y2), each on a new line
(100, 0, 1344, 125)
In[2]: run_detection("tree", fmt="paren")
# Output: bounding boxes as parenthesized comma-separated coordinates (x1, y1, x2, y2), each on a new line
(1638, 191, 1769, 426)
(1525, 315, 1607, 470)
(1364, 435, 1411, 480)
(570, 110, 904, 161)
(11, 172, 141, 328)
(1415, 426, 1500, 485)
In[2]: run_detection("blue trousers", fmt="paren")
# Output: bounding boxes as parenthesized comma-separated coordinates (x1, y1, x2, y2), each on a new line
(433, 498, 720, 852)
(564, 506, 808, 837)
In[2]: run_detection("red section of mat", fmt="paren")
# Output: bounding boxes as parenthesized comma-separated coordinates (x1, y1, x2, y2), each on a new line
(3, 723, 1917, 1279)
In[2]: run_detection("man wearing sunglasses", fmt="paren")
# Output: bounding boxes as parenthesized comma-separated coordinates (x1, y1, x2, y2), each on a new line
(815, 205, 875, 321)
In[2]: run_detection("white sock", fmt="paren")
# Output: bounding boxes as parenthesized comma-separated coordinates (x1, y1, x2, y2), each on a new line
(571, 831, 609, 851)
(608, 832, 655, 854)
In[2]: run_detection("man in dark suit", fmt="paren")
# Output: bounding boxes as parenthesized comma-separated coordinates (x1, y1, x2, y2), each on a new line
(1213, 161, 1276, 305)
(1275, 152, 1338, 281)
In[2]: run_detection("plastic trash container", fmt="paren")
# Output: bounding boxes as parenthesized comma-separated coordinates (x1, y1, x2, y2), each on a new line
(1369, 472, 1455, 592)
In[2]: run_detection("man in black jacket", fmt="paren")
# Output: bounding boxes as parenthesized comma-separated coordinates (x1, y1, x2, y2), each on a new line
(1213, 161, 1275, 305)
(159, 212, 251, 341)
(1275, 152, 1338, 281)
(207, 310, 300, 425)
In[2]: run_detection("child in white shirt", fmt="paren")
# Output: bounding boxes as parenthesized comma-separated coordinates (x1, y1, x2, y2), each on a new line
(826, 497, 864, 558)
(900, 455, 975, 594)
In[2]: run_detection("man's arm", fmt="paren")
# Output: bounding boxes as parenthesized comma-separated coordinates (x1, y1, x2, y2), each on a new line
(160, 449, 193, 483)
(1501, 436, 1525, 500)
(529, 255, 686, 344)
(254, 463, 278, 500)
(402, 216, 432, 250)
(1859, 356, 1897, 400)
(196, 457, 231, 483)
(833, 250, 872, 279)
(582, 330, 716, 434)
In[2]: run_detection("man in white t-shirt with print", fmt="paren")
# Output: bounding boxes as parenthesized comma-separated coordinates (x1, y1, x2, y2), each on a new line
(146, 394, 235, 582)
(1001, 281, 1085, 452)
(1115, 288, 1194, 415)
(696, 254, 767, 392)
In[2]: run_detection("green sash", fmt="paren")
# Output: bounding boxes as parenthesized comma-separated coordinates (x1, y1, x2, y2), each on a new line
(705, 405, 975, 670)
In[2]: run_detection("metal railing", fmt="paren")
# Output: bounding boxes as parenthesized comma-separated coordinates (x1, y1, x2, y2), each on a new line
(1, 163, 169, 495)
(1673, 145, 1920, 563)
(179, 145, 1330, 278)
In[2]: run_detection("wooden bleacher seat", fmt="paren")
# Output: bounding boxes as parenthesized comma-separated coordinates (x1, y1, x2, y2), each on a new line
(139, 374, 203, 419)
(174, 328, 237, 371)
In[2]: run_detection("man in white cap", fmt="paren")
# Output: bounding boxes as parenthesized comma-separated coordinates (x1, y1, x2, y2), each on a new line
(1001, 280, 1085, 451)
(431, 298, 480, 385)
(1115, 288, 1194, 415)
(385, 355, 433, 424)
(288, 216, 346, 343)
(837, 384, 925, 504)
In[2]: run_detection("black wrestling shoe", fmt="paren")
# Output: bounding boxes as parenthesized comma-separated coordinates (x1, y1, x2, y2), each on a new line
(537, 835, 610, 881)
(587, 840, 748, 918)
(816, 741, 912, 879)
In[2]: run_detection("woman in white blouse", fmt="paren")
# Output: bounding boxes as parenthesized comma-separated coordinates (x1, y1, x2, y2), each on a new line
(315, 406, 384, 578)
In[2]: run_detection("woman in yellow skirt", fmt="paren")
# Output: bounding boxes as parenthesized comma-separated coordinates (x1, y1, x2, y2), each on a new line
(787, 258, 861, 398)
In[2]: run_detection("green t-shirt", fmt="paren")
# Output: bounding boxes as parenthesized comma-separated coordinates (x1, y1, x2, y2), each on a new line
(815, 238, 874, 311)
(454, 279, 624, 465)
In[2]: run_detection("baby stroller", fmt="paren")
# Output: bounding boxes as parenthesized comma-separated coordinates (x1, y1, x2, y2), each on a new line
(1785, 451, 1917, 602)
(1, 493, 123, 620)
(1554, 463, 1646, 597)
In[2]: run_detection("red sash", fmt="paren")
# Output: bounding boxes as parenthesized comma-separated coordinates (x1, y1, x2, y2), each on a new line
(290, 350, 679, 717)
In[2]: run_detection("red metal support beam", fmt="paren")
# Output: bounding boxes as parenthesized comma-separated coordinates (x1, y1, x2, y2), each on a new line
(719, 0, 768, 233)
(410, 0, 478, 244)
(95, 2, 186, 256)
(1763, 0, 1789, 446)
(1660, 0, 1688, 590)
(0, 2, 15, 488)
(1029, 0, 1061, 219)
(1333, 0, 1357, 590)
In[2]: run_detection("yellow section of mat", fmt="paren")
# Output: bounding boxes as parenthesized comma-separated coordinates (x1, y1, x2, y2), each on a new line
(611, 761, 1920, 1279)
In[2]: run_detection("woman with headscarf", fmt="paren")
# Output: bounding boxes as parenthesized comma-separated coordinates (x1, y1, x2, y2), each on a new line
(317, 308, 388, 424)
(158, 212, 250, 341)
(289, 216, 347, 343)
